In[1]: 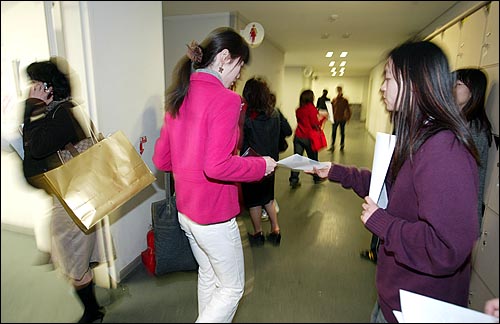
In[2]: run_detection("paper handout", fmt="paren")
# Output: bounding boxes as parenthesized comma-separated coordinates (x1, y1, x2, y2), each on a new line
(325, 100, 334, 123)
(277, 154, 331, 172)
(394, 289, 498, 323)
(368, 132, 396, 207)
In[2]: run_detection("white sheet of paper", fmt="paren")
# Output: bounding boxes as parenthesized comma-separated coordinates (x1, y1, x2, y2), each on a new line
(325, 100, 334, 123)
(368, 132, 396, 206)
(396, 289, 498, 323)
(393, 310, 404, 323)
(277, 154, 330, 171)
(2, 126, 24, 160)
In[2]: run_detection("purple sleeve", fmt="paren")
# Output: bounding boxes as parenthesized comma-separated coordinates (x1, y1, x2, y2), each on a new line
(328, 163, 371, 198)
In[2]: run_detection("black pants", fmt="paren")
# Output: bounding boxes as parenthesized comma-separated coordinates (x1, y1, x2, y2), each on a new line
(331, 120, 346, 147)
(289, 136, 320, 184)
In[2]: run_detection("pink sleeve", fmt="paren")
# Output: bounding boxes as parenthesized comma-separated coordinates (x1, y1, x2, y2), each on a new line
(204, 94, 265, 182)
(152, 114, 172, 171)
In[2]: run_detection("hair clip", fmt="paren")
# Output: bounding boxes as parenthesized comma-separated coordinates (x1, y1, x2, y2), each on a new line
(186, 41, 203, 63)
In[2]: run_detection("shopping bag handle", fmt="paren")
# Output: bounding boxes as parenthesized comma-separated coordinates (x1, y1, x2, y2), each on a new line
(165, 172, 176, 212)
(69, 104, 101, 143)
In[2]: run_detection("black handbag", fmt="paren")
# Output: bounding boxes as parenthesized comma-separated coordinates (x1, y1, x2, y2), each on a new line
(152, 172, 198, 275)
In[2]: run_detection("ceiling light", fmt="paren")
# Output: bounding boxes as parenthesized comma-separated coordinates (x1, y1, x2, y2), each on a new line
(330, 67, 336, 73)
(328, 14, 339, 22)
(329, 61, 335, 67)
(340, 67, 345, 73)
(342, 32, 351, 39)
(340, 51, 348, 58)
(325, 51, 333, 58)
(321, 33, 330, 39)
(332, 72, 337, 76)
(340, 61, 346, 67)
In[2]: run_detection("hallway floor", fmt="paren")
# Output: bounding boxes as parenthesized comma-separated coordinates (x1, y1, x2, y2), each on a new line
(1, 121, 378, 323)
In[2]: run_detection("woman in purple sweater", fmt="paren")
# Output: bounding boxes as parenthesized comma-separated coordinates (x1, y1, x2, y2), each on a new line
(153, 27, 276, 322)
(310, 41, 480, 322)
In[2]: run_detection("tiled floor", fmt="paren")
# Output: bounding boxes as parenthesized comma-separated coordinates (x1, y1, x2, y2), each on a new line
(1, 121, 378, 323)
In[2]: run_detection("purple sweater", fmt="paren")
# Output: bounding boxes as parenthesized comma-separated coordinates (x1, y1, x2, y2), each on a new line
(329, 131, 478, 323)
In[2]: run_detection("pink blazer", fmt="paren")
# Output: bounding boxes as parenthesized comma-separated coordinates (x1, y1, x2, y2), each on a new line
(153, 72, 266, 224)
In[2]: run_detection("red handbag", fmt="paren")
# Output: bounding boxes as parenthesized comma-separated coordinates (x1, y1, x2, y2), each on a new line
(310, 128, 327, 152)
(141, 229, 156, 275)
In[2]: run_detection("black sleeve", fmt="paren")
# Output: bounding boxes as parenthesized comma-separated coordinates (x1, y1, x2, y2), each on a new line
(23, 103, 78, 159)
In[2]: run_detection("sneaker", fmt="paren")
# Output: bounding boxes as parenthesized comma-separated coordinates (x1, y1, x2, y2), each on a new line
(328, 146, 335, 152)
(261, 209, 269, 221)
(248, 232, 265, 246)
(340, 145, 345, 151)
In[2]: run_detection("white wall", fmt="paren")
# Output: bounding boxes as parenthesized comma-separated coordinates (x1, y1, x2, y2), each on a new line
(282, 67, 307, 130)
(82, 1, 165, 279)
(162, 11, 286, 111)
(1, 1, 52, 235)
(231, 12, 285, 104)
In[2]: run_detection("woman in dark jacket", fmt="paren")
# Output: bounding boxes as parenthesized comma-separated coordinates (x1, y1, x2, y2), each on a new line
(240, 77, 282, 246)
(22, 58, 105, 323)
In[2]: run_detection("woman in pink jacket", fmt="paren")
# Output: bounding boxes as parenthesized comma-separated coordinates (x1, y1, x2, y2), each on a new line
(153, 27, 276, 323)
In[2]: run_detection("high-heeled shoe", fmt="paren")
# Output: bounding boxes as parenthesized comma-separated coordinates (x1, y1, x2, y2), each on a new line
(248, 232, 265, 246)
(78, 308, 105, 323)
(267, 231, 281, 246)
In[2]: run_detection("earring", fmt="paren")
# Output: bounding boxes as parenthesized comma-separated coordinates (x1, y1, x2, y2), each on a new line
(218, 65, 224, 73)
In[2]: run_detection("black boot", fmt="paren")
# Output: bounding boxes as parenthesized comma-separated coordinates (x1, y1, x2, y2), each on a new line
(75, 283, 105, 323)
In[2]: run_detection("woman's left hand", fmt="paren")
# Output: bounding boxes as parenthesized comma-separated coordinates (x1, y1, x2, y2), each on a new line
(361, 196, 379, 224)
(29, 82, 53, 105)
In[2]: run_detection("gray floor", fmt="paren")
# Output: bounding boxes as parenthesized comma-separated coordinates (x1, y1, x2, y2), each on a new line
(1, 121, 378, 323)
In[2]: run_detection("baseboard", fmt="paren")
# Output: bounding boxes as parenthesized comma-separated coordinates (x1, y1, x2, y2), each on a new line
(119, 254, 143, 281)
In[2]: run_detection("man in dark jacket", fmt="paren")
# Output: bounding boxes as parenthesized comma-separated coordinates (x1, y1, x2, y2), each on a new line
(329, 86, 351, 151)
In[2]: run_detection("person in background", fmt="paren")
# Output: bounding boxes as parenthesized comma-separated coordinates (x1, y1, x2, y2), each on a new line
(289, 89, 326, 188)
(261, 92, 289, 222)
(22, 58, 106, 323)
(240, 78, 281, 246)
(485, 298, 499, 318)
(152, 27, 276, 323)
(316, 89, 330, 113)
(329, 86, 351, 151)
(308, 41, 480, 323)
(454, 68, 493, 236)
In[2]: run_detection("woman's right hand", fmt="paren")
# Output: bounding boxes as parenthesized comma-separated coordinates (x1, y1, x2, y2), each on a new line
(262, 156, 277, 176)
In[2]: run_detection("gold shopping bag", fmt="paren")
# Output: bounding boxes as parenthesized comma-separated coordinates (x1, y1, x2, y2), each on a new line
(29, 130, 156, 232)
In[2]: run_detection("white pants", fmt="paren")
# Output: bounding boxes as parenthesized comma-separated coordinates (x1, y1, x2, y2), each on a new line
(178, 212, 245, 323)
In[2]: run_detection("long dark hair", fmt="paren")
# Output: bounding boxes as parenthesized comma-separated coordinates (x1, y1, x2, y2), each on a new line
(387, 41, 479, 181)
(242, 77, 273, 117)
(165, 27, 250, 117)
(455, 68, 493, 146)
